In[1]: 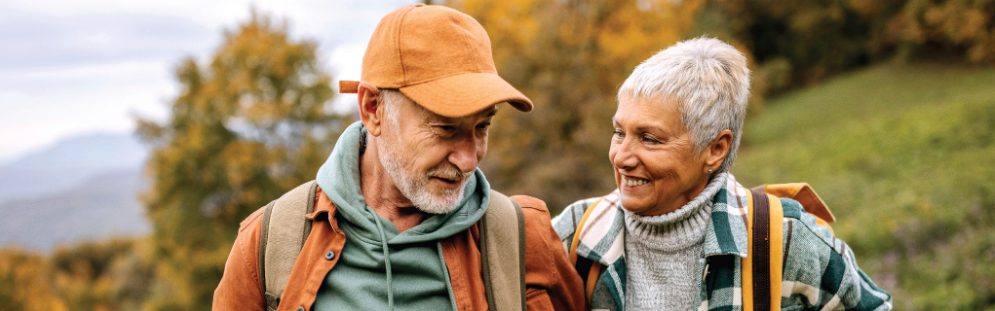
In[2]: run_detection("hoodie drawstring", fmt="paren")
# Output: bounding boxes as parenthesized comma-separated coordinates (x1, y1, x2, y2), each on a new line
(371, 214, 395, 311)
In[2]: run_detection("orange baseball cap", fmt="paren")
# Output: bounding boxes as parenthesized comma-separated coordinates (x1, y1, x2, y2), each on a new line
(339, 4, 533, 117)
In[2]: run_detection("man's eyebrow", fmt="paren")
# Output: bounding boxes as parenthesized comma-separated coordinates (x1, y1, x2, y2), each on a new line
(484, 106, 498, 117)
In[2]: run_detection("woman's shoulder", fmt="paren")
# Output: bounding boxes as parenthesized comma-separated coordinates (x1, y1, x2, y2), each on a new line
(551, 191, 619, 241)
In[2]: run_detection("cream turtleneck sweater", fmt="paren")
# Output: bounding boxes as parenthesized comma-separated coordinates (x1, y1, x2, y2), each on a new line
(623, 172, 727, 310)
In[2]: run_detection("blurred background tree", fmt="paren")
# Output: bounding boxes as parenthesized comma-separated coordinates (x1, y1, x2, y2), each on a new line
(0, 238, 153, 310)
(133, 11, 350, 309)
(702, 0, 995, 96)
(0, 249, 64, 310)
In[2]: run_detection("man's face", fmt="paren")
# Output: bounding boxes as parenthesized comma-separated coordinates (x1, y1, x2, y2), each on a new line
(377, 92, 496, 214)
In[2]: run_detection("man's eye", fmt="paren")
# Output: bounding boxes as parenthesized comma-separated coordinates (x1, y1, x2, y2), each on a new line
(433, 125, 459, 138)
(476, 122, 491, 131)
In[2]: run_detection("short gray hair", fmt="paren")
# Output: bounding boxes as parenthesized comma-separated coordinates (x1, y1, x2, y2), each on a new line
(378, 89, 404, 130)
(617, 37, 750, 173)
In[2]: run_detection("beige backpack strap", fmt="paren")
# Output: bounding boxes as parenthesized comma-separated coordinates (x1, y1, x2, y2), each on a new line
(479, 190, 526, 311)
(259, 180, 318, 311)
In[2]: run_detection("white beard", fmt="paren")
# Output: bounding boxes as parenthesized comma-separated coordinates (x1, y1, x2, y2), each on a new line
(377, 138, 467, 215)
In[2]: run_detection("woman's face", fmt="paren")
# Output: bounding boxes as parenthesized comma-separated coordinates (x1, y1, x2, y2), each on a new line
(609, 94, 716, 216)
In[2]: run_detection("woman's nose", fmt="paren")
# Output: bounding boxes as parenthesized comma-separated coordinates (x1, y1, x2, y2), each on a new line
(611, 141, 638, 171)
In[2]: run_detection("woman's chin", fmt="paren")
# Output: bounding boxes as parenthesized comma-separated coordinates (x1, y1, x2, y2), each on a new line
(619, 197, 651, 214)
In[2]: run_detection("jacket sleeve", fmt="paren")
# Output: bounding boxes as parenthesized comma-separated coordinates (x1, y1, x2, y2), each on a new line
(213, 208, 267, 310)
(780, 198, 893, 310)
(551, 198, 597, 254)
(513, 195, 587, 311)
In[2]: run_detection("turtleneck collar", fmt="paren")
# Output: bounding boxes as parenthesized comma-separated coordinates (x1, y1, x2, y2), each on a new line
(623, 172, 728, 250)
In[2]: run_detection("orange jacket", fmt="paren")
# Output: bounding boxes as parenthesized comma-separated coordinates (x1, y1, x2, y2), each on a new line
(213, 186, 585, 311)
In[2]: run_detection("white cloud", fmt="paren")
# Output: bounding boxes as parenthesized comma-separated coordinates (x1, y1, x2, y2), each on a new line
(327, 42, 367, 114)
(0, 0, 416, 162)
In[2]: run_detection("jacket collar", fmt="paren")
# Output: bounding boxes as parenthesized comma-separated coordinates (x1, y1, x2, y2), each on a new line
(576, 174, 752, 266)
(307, 186, 343, 233)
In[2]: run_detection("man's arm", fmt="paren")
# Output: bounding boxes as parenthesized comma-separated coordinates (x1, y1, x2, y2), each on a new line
(213, 208, 267, 310)
(513, 195, 586, 311)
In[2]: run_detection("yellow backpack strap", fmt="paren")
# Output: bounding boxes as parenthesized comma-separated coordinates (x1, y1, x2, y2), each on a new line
(568, 198, 603, 304)
(568, 198, 601, 262)
(742, 187, 784, 311)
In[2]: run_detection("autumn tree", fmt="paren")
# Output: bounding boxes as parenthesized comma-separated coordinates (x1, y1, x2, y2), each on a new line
(0, 249, 65, 311)
(136, 11, 350, 309)
(48, 238, 155, 310)
(885, 0, 995, 63)
(449, 0, 704, 212)
(698, 0, 994, 95)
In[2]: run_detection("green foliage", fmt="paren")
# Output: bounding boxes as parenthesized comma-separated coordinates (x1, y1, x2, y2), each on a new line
(135, 11, 350, 309)
(0, 248, 63, 311)
(704, 0, 995, 95)
(888, 0, 995, 63)
(52, 238, 156, 310)
(733, 62, 995, 309)
(703, 0, 898, 94)
(450, 0, 704, 212)
(0, 238, 154, 311)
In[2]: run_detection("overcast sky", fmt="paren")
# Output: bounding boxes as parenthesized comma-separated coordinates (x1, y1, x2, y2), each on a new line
(0, 0, 415, 163)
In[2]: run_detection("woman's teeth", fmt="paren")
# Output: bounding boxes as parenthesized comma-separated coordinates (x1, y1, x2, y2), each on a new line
(624, 178, 648, 187)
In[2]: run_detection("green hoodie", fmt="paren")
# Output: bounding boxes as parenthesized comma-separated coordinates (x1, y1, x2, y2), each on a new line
(313, 122, 490, 311)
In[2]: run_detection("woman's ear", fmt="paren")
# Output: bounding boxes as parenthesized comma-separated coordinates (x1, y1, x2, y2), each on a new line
(705, 129, 733, 172)
(357, 85, 383, 137)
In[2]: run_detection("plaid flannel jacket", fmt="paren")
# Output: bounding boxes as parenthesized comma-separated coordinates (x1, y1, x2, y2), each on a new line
(552, 174, 892, 310)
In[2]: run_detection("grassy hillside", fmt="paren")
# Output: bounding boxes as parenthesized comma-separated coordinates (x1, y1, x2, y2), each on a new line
(733, 62, 995, 310)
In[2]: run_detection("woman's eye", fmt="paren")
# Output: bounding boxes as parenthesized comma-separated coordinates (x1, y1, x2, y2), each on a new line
(641, 134, 661, 144)
(612, 129, 624, 138)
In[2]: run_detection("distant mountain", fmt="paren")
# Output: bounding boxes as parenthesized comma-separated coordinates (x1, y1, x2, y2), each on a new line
(0, 133, 147, 202)
(0, 132, 151, 251)
(0, 168, 150, 251)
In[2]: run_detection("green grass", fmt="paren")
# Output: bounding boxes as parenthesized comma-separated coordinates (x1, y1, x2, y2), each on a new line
(733, 62, 995, 310)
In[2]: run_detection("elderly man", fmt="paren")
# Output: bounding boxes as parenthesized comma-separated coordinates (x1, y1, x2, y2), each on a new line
(214, 4, 583, 311)
(554, 37, 891, 310)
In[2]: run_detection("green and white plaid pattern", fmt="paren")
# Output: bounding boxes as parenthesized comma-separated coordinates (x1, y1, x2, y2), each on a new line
(552, 174, 892, 310)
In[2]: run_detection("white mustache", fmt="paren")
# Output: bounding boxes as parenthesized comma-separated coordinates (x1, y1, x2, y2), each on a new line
(428, 165, 470, 181)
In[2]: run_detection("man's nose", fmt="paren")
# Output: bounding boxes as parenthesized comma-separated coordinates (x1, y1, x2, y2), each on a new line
(448, 136, 480, 174)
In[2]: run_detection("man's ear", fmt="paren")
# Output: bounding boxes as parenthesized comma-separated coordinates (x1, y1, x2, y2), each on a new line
(357, 85, 384, 137)
(704, 129, 733, 172)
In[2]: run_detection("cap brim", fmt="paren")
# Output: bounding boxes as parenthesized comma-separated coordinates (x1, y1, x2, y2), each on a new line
(339, 80, 360, 93)
(399, 72, 533, 118)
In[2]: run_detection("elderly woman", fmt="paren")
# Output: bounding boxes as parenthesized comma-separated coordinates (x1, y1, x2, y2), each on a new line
(552, 38, 892, 310)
